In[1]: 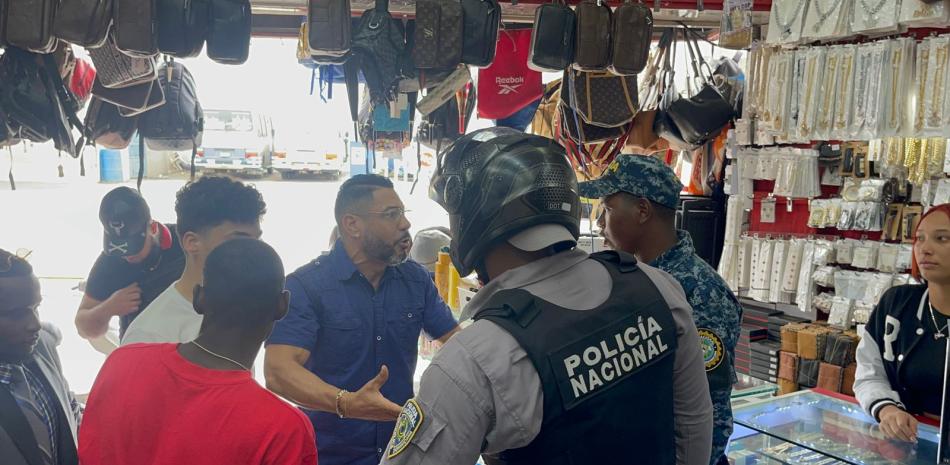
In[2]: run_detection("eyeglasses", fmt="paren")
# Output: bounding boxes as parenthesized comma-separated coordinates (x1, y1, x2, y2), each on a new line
(361, 208, 411, 223)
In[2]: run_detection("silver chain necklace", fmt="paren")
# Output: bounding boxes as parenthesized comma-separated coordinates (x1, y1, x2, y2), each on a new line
(859, 0, 889, 25)
(812, 0, 842, 32)
(192, 341, 251, 371)
(773, 0, 804, 37)
(929, 299, 949, 340)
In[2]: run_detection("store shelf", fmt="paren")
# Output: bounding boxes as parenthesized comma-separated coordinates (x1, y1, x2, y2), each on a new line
(739, 297, 817, 322)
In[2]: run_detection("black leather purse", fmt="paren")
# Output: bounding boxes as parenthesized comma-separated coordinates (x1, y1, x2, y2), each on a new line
(653, 31, 699, 151)
(665, 26, 734, 147)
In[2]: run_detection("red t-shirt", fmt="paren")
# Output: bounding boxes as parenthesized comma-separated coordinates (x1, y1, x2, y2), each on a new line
(79, 344, 317, 465)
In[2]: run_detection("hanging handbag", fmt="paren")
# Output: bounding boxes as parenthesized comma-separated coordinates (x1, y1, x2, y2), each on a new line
(477, 29, 543, 120)
(610, 0, 653, 76)
(655, 26, 735, 150)
(528, 0, 576, 72)
(653, 31, 699, 151)
(573, 0, 611, 71)
(52, 0, 113, 48)
(88, 34, 158, 89)
(529, 80, 562, 139)
(567, 68, 638, 128)
(664, 26, 735, 147)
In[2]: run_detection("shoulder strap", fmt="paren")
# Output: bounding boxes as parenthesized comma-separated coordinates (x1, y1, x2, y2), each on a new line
(344, 57, 361, 142)
(589, 250, 640, 273)
(474, 288, 542, 328)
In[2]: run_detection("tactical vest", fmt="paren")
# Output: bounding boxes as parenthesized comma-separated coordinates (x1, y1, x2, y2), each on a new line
(475, 251, 677, 465)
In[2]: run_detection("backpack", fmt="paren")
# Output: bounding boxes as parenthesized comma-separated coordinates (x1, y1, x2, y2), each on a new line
(348, 0, 408, 137)
(573, 0, 612, 71)
(0, 49, 83, 155)
(156, 0, 208, 58)
(460, 0, 501, 67)
(5, 0, 57, 53)
(81, 97, 138, 150)
(52, 0, 113, 48)
(418, 84, 475, 151)
(477, 29, 542, 120)
(528, 2, 575, 72)
(412, 0, 463, 70)
(610, 1, 653, 76)
(308, 0, 351, 62)
(114, 0, 159, 57)
(139, 61, 203, 155)
(207, 0, 252, 64)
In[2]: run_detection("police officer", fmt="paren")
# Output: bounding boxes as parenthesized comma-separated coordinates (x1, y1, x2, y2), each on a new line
(380, 129, 712, 465)
(578, 155, 743, 465)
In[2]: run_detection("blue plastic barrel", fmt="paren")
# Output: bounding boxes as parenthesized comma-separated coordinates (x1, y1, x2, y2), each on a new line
(99, 149, 124, 183)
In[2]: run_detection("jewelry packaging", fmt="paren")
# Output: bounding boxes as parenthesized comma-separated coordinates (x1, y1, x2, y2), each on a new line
(766, 0, 812, 45)
(900, 0, 950, 27)
(852, 0, 901, 34)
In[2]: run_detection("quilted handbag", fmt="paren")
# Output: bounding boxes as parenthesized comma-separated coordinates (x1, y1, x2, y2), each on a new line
(88, 34, 158, 89)
(568, 68, 638, 128)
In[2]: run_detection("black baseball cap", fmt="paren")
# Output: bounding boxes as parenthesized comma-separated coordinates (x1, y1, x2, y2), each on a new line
(99, 187, 151, 257)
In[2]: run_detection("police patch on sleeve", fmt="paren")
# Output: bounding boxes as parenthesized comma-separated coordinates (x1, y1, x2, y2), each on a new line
(698, 328, 725, 372)
(387, 399, 424, 459)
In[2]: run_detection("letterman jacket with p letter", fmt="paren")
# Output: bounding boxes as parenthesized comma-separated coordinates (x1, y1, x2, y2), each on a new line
(854, 284, 936, 421)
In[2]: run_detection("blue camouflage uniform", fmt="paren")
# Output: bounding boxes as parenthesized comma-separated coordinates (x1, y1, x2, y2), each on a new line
(579, 154, 742, 465)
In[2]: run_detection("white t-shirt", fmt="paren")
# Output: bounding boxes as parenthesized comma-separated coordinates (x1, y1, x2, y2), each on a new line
(120, 282, 203, 346)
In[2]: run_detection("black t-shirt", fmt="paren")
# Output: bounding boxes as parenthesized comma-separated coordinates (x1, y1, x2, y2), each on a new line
(85, 223, 185, 336)
(904, 309, 949, 416)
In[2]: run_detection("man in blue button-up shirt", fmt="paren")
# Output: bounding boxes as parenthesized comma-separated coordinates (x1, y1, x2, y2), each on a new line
(265, 175, 460, 465)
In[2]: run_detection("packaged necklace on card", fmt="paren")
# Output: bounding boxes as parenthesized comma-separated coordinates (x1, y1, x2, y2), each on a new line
(923, 36, 950, 137)
(832, 46, 858, 140)
(900, 0, 950, 27)
(853, 201, 875, 230)
(838, 202, 858, 230)
(798, 49, 827, 139)
(815, 47, 842, 140)
(766, 0, 812, 45)
(883, 203, 904, 240)
(803, 0, 851, 41)
(852, 241, 880, 269)
(882, 39, 916, 138)
(877, 243, 900, 273)
(915, 42, 932, 136)
(829, 297, 854, 328)
(852, 0, 901, 34)
(835, 239, 855, 265)
(896, 243, 913, 271)
(720, 0, 755, 49)
(770, 240, 789, 304)
(934, 178, 950, 205)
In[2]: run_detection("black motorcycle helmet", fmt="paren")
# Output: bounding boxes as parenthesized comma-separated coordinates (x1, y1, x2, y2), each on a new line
(429, 128, 581, 278)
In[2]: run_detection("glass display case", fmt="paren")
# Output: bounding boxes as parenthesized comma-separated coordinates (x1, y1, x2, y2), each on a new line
(729, 391, 940, 464)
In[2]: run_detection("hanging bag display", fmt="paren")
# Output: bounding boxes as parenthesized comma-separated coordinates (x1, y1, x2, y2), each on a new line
(660, 27, 735, 149)
(4, 0, 57, 53)
(654, 31, 700, 151)
(610, 0, 653, 76)
(528, 0, 576, 72)
(529, 80, 562, 139)
(350, 0, 407, 106)
(573, 0, 612, 71)
(308, 0, 351, 62)
(568, 69, 638, 128)
(413, 0, 463, 70)
(52, 0, 113, 48)
(156, 0, 208, 58)
(88, 35, 158, 89)
(139, 60, 203, 152)
(418, 85, 475, 151)
(81, 97, 138, 149)
(114, 0, 159, 57)
(477, 29, 543, 120)
(207, 0, 252, 64)
(460, 0, 501, 67)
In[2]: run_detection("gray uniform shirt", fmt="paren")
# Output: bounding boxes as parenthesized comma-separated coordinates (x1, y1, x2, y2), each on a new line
(380, 249, 713, 465)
